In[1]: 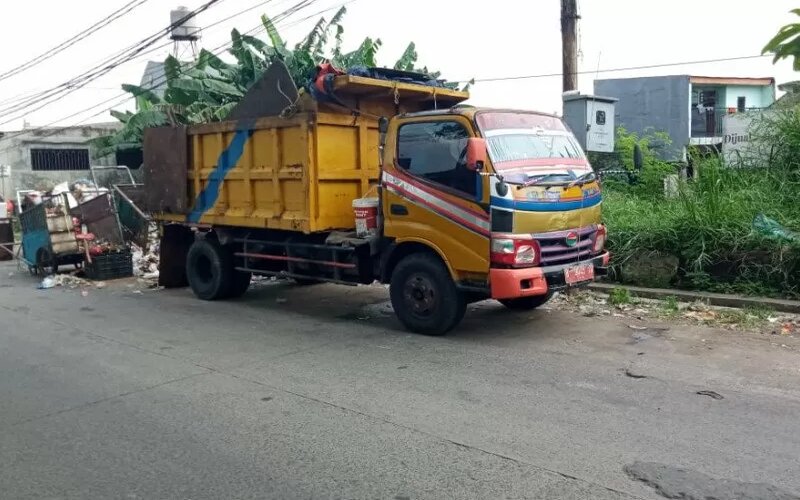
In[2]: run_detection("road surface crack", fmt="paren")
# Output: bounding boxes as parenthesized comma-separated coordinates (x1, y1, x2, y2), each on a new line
(5, 372, 210, 429)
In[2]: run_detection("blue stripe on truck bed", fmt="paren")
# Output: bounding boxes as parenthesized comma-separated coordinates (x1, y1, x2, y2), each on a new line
(186, 125, 254, 224)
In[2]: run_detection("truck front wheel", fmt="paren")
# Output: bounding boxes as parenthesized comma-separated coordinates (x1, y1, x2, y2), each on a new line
(390, 253, 466, 335)
(186, 239, 232, 300)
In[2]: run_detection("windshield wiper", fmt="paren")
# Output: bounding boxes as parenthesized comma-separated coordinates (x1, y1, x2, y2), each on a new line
(566, 171, 597, 188)
(517, 173, 565, 189)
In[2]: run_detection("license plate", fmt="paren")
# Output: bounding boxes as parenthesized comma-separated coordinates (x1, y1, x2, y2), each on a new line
(564, 263, 594, 285)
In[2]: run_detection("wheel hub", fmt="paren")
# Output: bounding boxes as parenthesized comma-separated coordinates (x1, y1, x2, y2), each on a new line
(403, 273, 436, 316)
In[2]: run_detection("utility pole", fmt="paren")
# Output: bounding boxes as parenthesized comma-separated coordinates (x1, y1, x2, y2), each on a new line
(561, 0, 579, 92)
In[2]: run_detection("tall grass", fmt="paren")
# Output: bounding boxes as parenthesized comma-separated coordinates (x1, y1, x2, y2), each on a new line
(603, 147, 800, 298)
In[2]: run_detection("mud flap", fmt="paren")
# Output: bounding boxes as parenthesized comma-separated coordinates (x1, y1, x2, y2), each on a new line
(158, 224, 194, 288)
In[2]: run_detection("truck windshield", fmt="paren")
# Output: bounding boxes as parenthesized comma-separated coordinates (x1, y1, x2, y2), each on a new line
(475, 112, 586, 175)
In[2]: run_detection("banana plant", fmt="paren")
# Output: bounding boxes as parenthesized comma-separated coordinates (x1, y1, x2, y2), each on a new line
(96, 6, 451, 157)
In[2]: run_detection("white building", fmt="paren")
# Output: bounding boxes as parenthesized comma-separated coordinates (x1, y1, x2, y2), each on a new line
(0, 122, 122, 201)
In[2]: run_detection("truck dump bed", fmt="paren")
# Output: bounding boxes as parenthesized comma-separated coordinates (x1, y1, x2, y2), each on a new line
(147, 73, 469, 234)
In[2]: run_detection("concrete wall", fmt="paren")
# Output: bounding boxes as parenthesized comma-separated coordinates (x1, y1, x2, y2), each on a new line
(0, 123, 122, 201)
(721, 85, 775, 109)
(594, 75, 689, 162)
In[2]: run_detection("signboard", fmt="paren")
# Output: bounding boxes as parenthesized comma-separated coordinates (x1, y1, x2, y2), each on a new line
(0, 165, 10, 178)
(721, 111, 773, 167)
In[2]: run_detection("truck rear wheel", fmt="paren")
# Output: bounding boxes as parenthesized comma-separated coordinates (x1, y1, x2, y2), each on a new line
(390, 253, 466, 335)
(499, 292, 553, 311)
(186, 239, 232, 300)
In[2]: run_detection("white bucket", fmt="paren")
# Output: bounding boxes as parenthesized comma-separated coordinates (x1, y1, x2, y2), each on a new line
(352, 197, 379, 237)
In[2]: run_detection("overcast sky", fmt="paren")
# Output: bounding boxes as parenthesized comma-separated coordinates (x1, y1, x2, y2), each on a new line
(0, 0, 796, 131)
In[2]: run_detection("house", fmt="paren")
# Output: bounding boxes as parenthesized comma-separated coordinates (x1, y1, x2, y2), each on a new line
(140, 60, 168, 99)
(594, 75, 776, 161)
(0, 122, 122, 201)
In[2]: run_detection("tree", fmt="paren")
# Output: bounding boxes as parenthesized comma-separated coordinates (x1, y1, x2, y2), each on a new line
(93, 7, 452, 158)
(763, 9, 800, 70)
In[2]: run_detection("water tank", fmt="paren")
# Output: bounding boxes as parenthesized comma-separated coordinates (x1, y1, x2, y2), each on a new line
(170, 6, 201, 41)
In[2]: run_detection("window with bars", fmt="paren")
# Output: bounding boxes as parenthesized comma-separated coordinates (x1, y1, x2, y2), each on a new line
(30, 148, 90, 171)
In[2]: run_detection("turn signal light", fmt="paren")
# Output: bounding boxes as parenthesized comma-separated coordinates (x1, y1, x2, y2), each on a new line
(593, 225, 607, 253)
(491, 236, 540, 267)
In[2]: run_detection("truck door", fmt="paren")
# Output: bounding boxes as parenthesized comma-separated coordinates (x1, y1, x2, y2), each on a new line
(383, 117, 490, 279)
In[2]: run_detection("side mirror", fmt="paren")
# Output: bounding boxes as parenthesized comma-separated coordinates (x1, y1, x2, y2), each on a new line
(378, 116, 389, 135)
(465, 137, 487, 171)
(378, 117, 390, 168)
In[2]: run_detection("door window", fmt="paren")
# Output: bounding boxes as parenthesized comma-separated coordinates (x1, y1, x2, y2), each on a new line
(397, 121, 476, 196)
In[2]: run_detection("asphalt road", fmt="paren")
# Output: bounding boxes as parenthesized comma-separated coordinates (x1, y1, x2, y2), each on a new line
(2, 261, 799, 500)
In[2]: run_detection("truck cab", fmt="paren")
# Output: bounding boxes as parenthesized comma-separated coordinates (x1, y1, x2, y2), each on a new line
(380, 107, 609, 332)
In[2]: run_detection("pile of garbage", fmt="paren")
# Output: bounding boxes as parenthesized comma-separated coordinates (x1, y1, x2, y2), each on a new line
(21, 179, 108, 212)
(132, 224, 160, 281)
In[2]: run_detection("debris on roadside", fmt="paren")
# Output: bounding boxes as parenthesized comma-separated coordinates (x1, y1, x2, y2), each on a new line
(37, 273, 92, 290)
(552, 289, 800, 336)
(131, 226, 160, 282)
(38, 276, 56, 289)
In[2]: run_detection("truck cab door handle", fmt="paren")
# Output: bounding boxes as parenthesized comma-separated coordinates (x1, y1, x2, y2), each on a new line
(390, 204, 408, 216)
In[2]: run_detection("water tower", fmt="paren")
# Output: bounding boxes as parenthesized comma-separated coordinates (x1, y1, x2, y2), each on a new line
(170, 6, 201, 60)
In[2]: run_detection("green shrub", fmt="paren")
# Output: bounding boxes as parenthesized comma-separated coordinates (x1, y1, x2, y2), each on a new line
(608, 287, 633, 306)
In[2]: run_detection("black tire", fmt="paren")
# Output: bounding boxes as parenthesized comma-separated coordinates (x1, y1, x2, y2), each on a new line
(390, 253, 466, 335)
(499, 292, 553, 311)
(37, 248, 58, 276)
(186, 239, 232, 300)
(227, 269, 252, 298)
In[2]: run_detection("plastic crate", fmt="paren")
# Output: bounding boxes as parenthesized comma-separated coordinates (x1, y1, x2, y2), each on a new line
(85, 250, 133, 280)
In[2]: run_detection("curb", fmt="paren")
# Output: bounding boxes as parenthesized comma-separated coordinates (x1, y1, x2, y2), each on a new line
(588, 283, 800, 314)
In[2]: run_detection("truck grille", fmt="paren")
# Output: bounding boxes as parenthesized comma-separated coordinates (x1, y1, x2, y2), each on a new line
(535, 226, 598, 266)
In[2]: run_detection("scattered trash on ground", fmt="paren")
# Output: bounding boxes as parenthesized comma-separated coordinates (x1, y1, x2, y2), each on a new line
(131, 227, 160, 282)
(37, 273, 93, 290)
(552, 290, 800, 336)
(38, 276, 56, 289)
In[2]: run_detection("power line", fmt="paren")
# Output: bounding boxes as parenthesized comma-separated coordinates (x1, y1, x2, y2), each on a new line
(462, 54, 773, 84)
(0, 0, 225, 119)
(0, 0, 153, 83)
(0, 0, 330, 148)
(0, 0, 332, 117)
(0, 0, 226, 125)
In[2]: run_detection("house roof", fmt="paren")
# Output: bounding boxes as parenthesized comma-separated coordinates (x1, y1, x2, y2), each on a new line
(688, 76, 774, 86)
(595, 75, 775, 87)
(140, 61, 167, 97)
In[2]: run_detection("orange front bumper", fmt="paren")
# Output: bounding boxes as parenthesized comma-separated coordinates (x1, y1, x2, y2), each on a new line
(489, 267, 549, 300)
(489, 252, 611, 299)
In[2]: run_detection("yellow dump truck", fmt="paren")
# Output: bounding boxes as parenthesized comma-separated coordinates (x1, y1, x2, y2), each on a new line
(145, 64, 609, 334)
